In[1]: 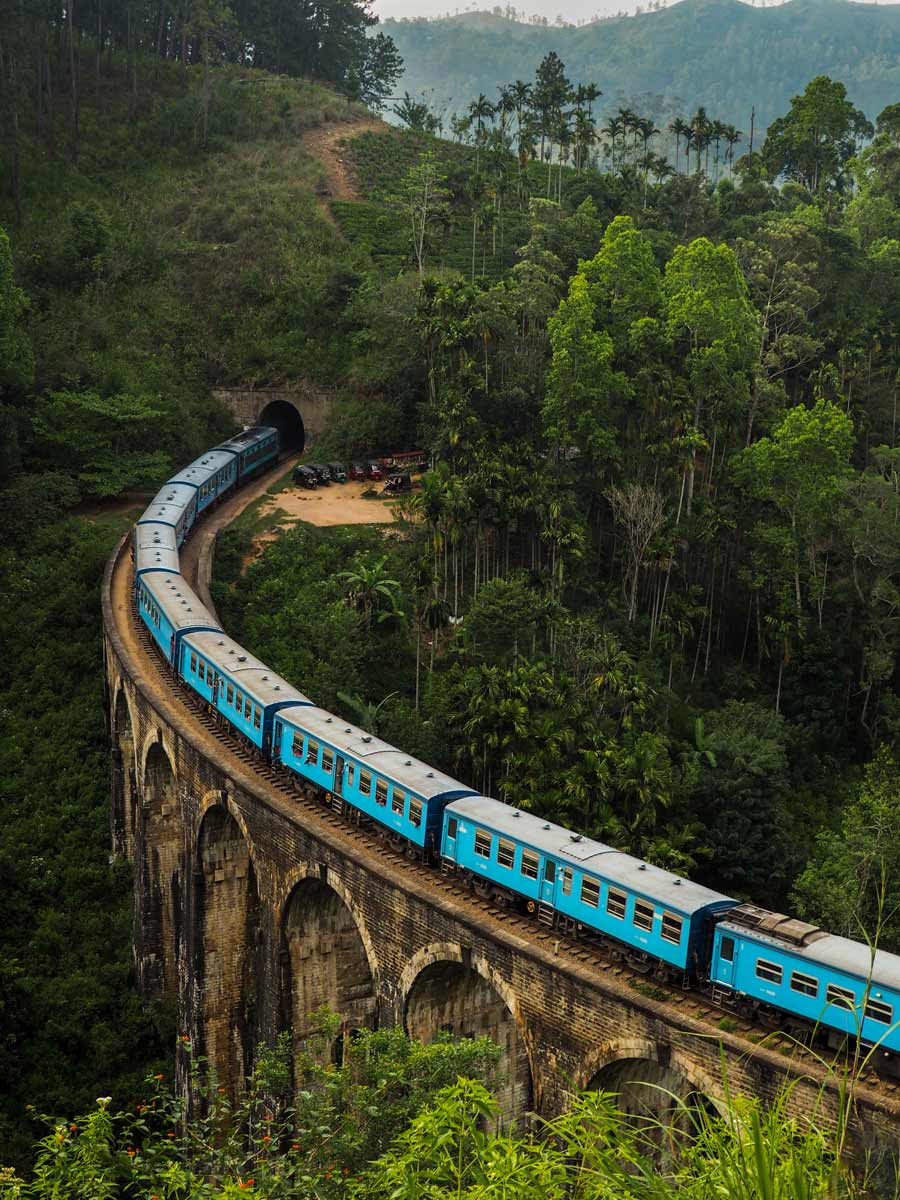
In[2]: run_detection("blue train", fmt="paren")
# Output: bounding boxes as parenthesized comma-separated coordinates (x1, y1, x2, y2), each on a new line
(132, 428, 900, 1072)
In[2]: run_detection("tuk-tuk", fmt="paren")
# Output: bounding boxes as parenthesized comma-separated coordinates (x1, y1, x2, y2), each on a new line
(328, 461, 348, 483)
(348, 462, 367, 481)
(308, 463, 332, 485)
(293, 465, 318, 489)
(382, 470, 412, 495)
(366, 460, 384, 481)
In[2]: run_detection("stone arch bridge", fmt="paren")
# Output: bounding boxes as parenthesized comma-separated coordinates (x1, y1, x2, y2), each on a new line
(103, 503, 900, 1160)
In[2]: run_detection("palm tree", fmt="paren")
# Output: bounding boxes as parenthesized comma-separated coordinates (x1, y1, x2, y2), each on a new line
(723, 124, 743, 174)
(468, 93, 495, 172)
(690, 106, 710, 175)
(601, 114, 622, 172)
(336, 690, 398, 736)
(710, 119, 726, 181)
(338, 557, 403, 630)
(668, 116, 690, 174)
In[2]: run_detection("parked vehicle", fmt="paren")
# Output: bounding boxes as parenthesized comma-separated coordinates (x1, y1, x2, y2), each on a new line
(307, 463, 332, 484)
(385, 449, 428, 473)
(382, 470, 412, 495)
(348, 462, 367, 481)
(293, 465, 318, 489)
(366, 460, 384, 481)
(328, 461, 348, 483)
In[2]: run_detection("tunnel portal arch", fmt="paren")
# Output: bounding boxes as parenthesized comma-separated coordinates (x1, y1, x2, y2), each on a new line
(260, 399, 305, 452)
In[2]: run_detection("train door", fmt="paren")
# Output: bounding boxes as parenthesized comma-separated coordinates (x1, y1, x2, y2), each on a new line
(716, 933, 736, 986)
(333, 755, 345, 797)
(540, 858, 556, 904)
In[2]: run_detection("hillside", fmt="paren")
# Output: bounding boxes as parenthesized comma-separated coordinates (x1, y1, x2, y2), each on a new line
(384, 0, 900, 132)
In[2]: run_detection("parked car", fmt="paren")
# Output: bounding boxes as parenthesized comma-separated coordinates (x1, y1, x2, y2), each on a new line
(328, 461, 348, 483)
(348, 462, 367, 482)
(366, 460, 384, 481)
(293, 465, 318, 489)
(307, 463, 332, 485)
(382, 470, 412, 495)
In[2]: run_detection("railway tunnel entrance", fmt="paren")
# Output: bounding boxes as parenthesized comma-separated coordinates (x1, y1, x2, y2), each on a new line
(280, 877, 375, 1066)
(405, 958, 533, 1127)
(260, 399, 305, 452)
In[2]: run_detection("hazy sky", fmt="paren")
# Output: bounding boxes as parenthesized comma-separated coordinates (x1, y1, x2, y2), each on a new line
(373, 0, 706, 25)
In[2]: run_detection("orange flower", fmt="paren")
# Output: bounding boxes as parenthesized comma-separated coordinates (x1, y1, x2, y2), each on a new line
(69, 1125, 78, 1133)
(217, 1086, 226, 1094)
(262, 1135, 270, 1143)
(291, 1143, 300, 1150)
(167, 1132, 176, 1138)
(154, 1073, 164, 1081)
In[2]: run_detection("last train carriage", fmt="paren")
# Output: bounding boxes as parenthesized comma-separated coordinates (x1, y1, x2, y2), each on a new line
(129, 424, 900, 1074)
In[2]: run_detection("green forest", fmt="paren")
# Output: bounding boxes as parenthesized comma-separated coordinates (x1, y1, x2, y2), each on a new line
(2, 0, 900, 1188)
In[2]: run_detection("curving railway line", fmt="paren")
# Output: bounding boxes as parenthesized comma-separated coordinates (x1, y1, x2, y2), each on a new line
(103, 446, 900, 1156)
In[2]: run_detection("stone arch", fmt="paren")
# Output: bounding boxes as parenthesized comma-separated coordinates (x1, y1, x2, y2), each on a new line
(260, 398, 304, 452)
(111, 686, 138, 859)
(279, 868, 377, 1065)
(579, 1039, 723, 1156)
(137, 741, 183, 1001)
(402, 943, 533, 1127)
(195, 804, 263, 1101)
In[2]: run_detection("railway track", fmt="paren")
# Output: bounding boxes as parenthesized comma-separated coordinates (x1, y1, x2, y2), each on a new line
(110, 492, 898, 1106)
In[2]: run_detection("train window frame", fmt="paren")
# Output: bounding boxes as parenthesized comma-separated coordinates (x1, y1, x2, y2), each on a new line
(826, 983, 856, 1011)
(561, 867, 572, 896)
(865, 998, 893, 1025)
(661, 913, 683, 944)
(497, 839, 515, 869)
(359, 769, 372, 796)
(755, 959, 783, 986)
(409, 800, 423, 829)
(790, 971, 818, 998)
(521, 850, 539, 880)
(191, 654, 197, 673)
(375, 779, 388, 807)
(391, 788, 405, 816)
(720, 935, 735, 963)
(447, 817, 458, 840)
(305, 739, 319, 765)
(581, 877, 600, 908)
(345, 763, 355, 787)
(227, 684, 234, 706)
(292, 731, 303, 756)
(322, 748, 334, 773)
(633, 901, 654, 932)
(253, 707, 261, 730)
(244, 699, 251, 719)
(606, 888, 626, 919)
(474, 829, 493, 859)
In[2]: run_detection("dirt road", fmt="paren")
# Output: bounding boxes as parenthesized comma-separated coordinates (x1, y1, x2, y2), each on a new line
(260, 478, 398, 527)
(302, 118, 386, 216)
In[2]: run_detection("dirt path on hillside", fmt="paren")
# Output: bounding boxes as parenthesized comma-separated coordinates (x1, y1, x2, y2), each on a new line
(302, 118, 386, 215)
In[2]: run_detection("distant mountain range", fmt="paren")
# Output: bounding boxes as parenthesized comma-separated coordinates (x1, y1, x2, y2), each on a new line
(382, 0, 900, 138)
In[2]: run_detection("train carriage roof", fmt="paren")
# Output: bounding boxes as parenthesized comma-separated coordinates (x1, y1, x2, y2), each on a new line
(184, 629, 310, 709)
(134, 522, 180, 574)
(275, 705, 397, 759)
(719, 912, 900, 993)
(138, 482, 198, 525)
(170, 450, 237, 489)
(142, 572, 222, 635)
(446, 796, 734, 915)
(362, 749, 475, 802)
(215, 426, 278, 455)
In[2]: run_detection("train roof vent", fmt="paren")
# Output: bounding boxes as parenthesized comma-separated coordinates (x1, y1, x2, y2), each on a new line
(405, 759, 412, 766)
(728, 904, 827, 947)
(362, 735, 372, 743)
(218, 639, 225, 645)
(570, 833, 581, 842)
(273, 685, 280, 691)
(237, 655, 247, 662)
(426, 771, 434, 777)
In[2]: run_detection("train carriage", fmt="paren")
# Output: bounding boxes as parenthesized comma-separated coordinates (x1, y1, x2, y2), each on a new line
(137, 570, 222, 663)
(710, 906, 900, 1056)
(179, 630, 311, 753)
(215, 427, 279, 484)
(134, 522, 180, 580)
(170, 449, 239, 515)
(137, 481, 199, 547)
(443, 798, 733, 975)
(274, 707, 477, 850)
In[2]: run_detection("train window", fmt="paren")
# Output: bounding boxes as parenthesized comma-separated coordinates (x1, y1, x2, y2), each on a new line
(633, 901, 654, 932)
(755, 959, 783, 986)
(661, 913, 683, 944)
(720, 936, 734, 963)
(826, 983, 856, 1011)
(447, 817, 458, 840)
(561, 868, 572, 896)
(391, 789, 405, 815)
(375, 779, 388, 807)
(790, 972, 818, 998)
(497, 839, 515, 869)
(521, 851, 539, 879)
(409, 800, 423, 829)
(292, 731, 302, 756)
(244, 699, 251, 719)
(544, 860, 556, 884)
(253, 708, 261, 729)
(305, 739, 319, 764)
(581, 878, 600, 908)
(474, 830, 492, 858)
(227, 684, 234, 706)
(322, 749, 334, 773)
(345, 763, 355, 787)
(606, 888, 626, 919)
(865, 998, 893, 1024)
(359, 770, 372, 796)
(191, 654, 197, 673)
